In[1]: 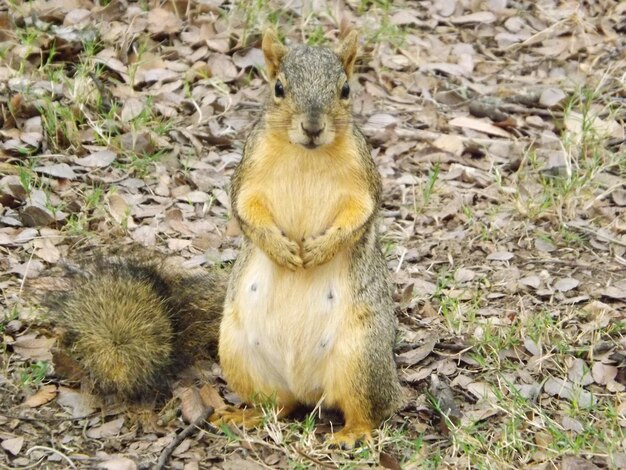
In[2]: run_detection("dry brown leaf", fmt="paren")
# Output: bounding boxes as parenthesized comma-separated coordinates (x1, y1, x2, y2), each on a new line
(519, 275, 541, 289)
(121, 98, 144, 122)
(524, 337, 542, 356)
(12, 334, 54, 361)
(179, 386, 208, 424)
(167, 238, 191, 251)
(107, 194, 135, 227)
(75, 150, 116, 168)
(396, 338, 437, 366)
(601, 286, 626, 300)
(565, 111, 624, 141)
(544, 378, 595, 409)
(172, 438, 192, 456)
(98, 456, 138, 470)
(433, 0, 456, 17)
(131, 225, 157, 246)
(11, 259, 45, 278)
(57, 386, 97, 418)
(33, 163, 77, 180)
(450, 12, 497, 24)
(1, 436, 24, 456)
(466, 382, 498, 403)
(432, 134, 464, 156)
(207, 54, 238, 82)
(582, 300, 615, 317)
(232, 48, 264, 69)
(561, 416, 584, 433)
(486, 251, 513, 261)
(412, 278, 437, 296)
(567, 358, 593, 386)
(429, 374, 462, 430)
(177, 190, 209, 203)
(555, 278, 580, 292)
(226, 218, 242, 237)
(449, 116, 512, 138)
(87, 417, 125, 439)
(365, 113, 398, 128)
(539, 88, 566, 107)
(143, 68, 179, 83)
(561, 456, 600, 470)
(222, 454, 267, 470)
(94, 54, 129, 77)
(118, 132, 155, 154)
(23, 384, 57, 407)
(20, 205, 55, 228)
(33, 237, 61, 263)
(535, 237, 556, 252)
(199, 383, 226, 411)
(611, 188, 626, 207)
(380, 452, 402, 470)
(454, 268, 476, 283)
(147, 8, 182, 35)
(592, 363, 617, 386)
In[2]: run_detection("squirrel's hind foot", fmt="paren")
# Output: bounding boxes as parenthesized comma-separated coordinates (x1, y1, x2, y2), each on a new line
(327, 426, 373, 450)
(210, 405, 264, 429)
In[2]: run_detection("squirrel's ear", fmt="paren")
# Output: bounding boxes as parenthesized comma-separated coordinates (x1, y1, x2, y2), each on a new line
(262, 28, 287, 80)
(335, 30, 359, 78)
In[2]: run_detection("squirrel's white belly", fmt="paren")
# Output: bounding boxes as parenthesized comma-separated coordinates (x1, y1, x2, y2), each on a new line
(231, 247, 351, 403)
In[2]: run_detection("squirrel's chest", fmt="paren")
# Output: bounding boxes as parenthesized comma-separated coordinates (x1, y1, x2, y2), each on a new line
(244, 152, 358, 239)
(230, 247, 351, 399)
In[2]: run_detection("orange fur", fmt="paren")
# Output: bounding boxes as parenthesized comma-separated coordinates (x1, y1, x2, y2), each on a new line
(237, 133, 373, 243)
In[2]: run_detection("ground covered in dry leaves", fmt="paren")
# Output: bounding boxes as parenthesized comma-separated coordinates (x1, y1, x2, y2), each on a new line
(1, 0, 625, 468)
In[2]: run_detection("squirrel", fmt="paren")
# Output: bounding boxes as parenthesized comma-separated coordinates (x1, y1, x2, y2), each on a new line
(50, 29, 400, 448)
(215, 29, 401, 448)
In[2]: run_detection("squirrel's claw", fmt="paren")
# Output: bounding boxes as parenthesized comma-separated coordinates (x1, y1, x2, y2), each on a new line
(327, 427, 373, 450)
(263, 229, 303, 270)
(276, 236, 303, 270)
(302, 232, 338, 268)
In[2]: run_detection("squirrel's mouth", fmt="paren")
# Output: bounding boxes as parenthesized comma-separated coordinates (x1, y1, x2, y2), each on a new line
(302, 141, 320, 149)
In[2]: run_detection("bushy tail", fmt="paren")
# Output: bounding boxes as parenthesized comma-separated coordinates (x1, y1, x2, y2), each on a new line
(52, 255, 226, 399)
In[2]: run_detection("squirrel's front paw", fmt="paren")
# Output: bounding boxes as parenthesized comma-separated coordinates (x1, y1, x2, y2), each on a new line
(267, 231, 303, 270)
(302, 231, 339, 268)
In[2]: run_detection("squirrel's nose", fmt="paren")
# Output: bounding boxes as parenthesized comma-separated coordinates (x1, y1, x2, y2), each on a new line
(301, 122, 324, 139)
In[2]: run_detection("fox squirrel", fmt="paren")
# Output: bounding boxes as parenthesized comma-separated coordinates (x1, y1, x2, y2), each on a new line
(216, 29, 400, 447)
(52, 29, 400, 448)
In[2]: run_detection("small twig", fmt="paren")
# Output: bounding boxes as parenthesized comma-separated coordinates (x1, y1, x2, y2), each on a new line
(293, 446, 336, 469)
(583, 182, 624, 211)
(390, 127, 512, 146)
(26, 445, 76, 469)
(497, 102, 564, 118)
(11, 457, 45, 470)
(18, 248, 37, 296)
(395, 247, 407, 274)
(155, 407, 213, 470)
(564, 223, 626, 248)
(3, 414, 95, 424)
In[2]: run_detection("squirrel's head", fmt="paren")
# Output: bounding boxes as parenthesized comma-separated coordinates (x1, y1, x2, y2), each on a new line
(261, 29, 358, 150)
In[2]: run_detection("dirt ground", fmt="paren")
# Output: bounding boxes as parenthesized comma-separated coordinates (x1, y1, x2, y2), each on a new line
(1, 0, 625, 468)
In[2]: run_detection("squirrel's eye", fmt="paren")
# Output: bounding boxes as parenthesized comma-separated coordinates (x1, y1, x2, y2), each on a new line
(274, 80, 285, 98)
(340, 81, 350, 100)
